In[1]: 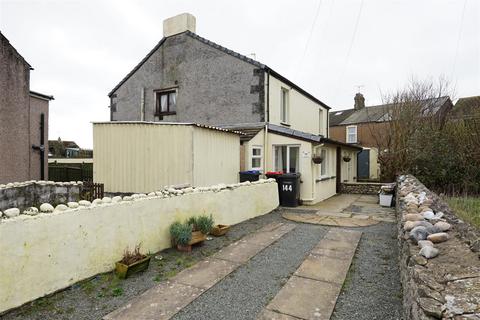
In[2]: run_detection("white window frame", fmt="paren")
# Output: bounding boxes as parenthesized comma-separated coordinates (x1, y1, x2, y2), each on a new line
(273, 144, 300, 173)
(346, 125, 358, 143)
(280, 88, 289, 124)
(251, 146, 263, 171)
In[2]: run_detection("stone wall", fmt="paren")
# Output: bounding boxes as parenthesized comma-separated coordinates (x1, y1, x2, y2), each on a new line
(396, 175, 480, 319)
(0, 181, 81, 212)
(0, 179, 278, 313)
(340, 182, 383, 194)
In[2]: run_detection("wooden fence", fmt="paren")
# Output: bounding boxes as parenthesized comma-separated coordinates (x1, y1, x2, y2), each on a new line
(48, 163, 93, 182)
(81, 181, 104, 201)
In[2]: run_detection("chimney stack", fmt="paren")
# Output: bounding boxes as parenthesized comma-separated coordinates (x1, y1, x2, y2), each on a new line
(354, 93, 365, 110)
(163, 13, 196, 38)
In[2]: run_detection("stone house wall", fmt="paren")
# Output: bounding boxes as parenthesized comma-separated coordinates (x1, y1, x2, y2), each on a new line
(110, 32, 265, 126)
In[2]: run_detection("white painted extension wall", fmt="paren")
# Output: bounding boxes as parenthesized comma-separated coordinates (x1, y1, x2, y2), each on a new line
(0, 181, 278, 314)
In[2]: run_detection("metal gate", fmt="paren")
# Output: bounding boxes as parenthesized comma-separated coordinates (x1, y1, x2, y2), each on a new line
(357, 149, 370, 180)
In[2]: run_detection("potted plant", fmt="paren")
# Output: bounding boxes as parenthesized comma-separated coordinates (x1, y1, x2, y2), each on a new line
(170, 221, 194, 252)
(187, 214, 214, 245)
(343, 156, 351, 162)
(115, 244, 151, 279)
(211, 224, 230, 236)
(312, 154, 323, 164)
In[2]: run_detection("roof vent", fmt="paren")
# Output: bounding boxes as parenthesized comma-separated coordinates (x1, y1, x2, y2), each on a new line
(163, 13, 196, 38)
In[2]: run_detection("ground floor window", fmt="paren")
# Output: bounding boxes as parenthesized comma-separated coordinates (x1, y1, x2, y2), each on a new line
(320, 149, 328, 176)
(251, 146, 263, 170)
(274, 145, 300, 173)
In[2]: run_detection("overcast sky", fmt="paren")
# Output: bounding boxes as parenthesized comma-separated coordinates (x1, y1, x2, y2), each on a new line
(1, 0, 479, 148)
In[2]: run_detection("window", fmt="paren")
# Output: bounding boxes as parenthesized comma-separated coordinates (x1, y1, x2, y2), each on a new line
(251, 146, 263, 170)
(274, 145, 299, 173)
(320, 149, 327, 176)
(280, 88, 289, 123)
(155, 90, 176, 116)
(346, 125, 357, 143)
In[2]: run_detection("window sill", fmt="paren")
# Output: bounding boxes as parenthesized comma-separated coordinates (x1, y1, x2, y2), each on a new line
(316, 176, 336, 182)
(155, 112, 177, 117)
(280, 122, 291, 127)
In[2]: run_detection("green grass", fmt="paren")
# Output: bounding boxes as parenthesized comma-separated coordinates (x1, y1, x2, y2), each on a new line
(446, 196, 480, 228)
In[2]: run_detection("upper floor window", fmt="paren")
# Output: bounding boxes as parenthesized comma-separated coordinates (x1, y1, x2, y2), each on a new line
(280, 88, 289, 124)
(155, 90, 176, 116)
(346, 125, 357, 143)
(251, 146, 263, 170)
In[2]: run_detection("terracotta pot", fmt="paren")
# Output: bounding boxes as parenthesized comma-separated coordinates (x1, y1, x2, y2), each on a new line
(176, 244, 192, 252)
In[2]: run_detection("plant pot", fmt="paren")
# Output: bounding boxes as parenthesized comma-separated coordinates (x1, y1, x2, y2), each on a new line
(176, 244, 192, 252)
(211, 224, 230, 236)
(188, 231, 207, 245)
(115, 255, 151, 279)
(343, 156, 351, 162)
(312, 157, 323, 164)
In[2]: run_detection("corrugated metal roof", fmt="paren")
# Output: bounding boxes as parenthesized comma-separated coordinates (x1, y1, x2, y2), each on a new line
(92, 121, 246, 136)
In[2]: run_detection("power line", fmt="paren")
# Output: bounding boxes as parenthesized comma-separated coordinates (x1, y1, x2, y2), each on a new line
(335, 0, 364, 96)
(297, 0, 323, 73)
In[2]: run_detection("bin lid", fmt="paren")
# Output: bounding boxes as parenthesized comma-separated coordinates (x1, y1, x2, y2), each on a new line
(240, 170, 260, 174)
(266, 171, 283, 175)
(279, 172, 301, 178)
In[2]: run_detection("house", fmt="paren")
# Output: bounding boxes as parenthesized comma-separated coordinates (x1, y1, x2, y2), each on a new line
(451, 95, 480, 120)
(93, 122, 242, 193)
(0, 31, 54, 184)
(107, 13, 361, 204)
(48, 138, 93, 158)
(329, 93, 453, 181)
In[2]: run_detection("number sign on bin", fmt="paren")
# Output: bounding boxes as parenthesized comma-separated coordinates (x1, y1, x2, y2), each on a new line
(282, 183, 293, 192)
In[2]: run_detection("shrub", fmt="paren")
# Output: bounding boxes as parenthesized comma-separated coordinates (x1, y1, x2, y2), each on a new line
(195, 214, 215, 235)
(169, 221, 192, 246)
(120, 244, 146, 265)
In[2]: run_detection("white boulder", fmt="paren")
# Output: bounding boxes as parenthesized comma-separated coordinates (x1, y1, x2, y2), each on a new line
(23, 207, 39, 215)
(112, 196, 122, 203)
(67, 202, 79, 209)
(39, 203, 54, 213)
(55, 204, 69, 212)
(102, 197, 112, 203)
(4, 208, 20, 218)
(79, 200, 92, 207)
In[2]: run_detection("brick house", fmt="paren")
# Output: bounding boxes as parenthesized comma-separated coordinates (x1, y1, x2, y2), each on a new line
(0, 32, 53, 184)
(107, 13, 361, 204)
(329, 93, 453, 181)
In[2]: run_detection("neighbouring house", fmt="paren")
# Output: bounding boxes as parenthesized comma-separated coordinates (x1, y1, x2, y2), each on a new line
(48, 138, 93, 158)
(93, 122, 242, 193)
(329, 93, 453, 181)
(0, 31, 53, 184)
(451, 95, 480, 121)
(106, 13, 360, 204)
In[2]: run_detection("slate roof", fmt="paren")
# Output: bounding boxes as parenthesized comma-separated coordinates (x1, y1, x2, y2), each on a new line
(329, 96, 451, 126)
(30, 91, 54, 101)
(219, 122, 361, 150)
(451, 96, 480, 119)
(108, 31, 330, 109)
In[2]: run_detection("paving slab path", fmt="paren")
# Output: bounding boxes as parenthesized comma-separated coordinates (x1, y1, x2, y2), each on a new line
(104, 222, 296, 320)
(259, 229, 362, 320)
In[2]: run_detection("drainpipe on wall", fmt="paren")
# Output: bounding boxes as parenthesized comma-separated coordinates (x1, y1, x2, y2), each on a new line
(140, 87, 145, 121)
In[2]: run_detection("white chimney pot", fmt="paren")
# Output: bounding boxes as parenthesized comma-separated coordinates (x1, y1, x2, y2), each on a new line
(163, 13, 196, 38)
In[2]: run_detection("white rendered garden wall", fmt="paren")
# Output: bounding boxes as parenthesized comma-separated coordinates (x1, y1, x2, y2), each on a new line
(0, 180, 278, 314)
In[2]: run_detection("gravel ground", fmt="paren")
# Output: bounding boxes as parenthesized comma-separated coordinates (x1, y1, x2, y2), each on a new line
(1, 210, 284, 320)
(173, 220, 329, 320)
(331, 222, 404, 320)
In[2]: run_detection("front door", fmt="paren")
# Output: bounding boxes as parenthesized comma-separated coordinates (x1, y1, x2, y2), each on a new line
(357, 149, 370, 180)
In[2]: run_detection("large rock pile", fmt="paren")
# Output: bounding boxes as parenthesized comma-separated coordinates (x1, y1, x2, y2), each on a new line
(397, 175, 480, 319)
